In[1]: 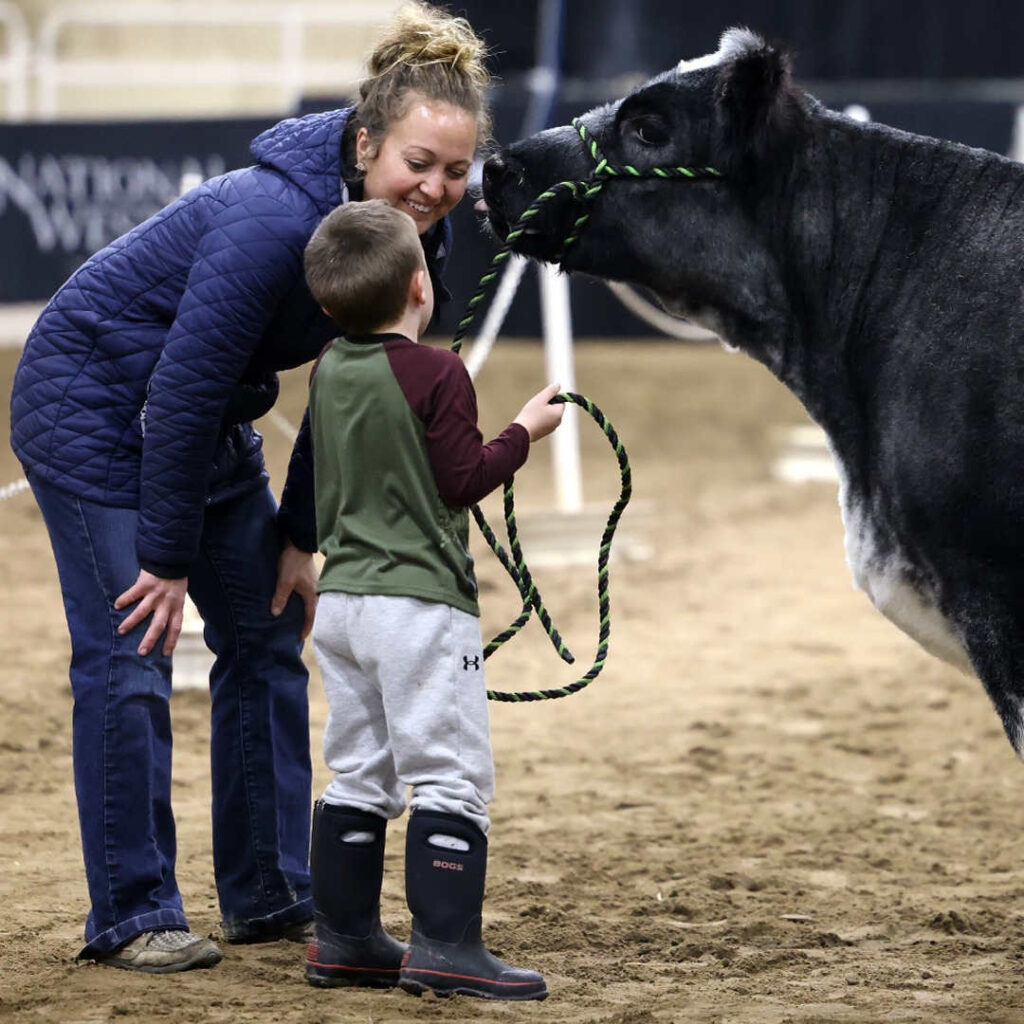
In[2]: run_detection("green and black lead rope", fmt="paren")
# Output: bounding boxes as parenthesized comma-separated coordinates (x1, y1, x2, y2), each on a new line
(457, 117, 722, 703)
(471, 497, 574, 665)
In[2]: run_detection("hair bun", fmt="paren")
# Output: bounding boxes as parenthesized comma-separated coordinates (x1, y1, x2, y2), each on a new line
(366, 2, 489, 92)
(354, 2, 492, 148)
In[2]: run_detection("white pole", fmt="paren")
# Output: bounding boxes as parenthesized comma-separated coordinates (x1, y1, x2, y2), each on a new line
(1012, 105, 1024, 163)
(464, 254, 529, 380)
(172, 596, 212, 691)
(538, 262, 583, 513)
(36, 10, 60, 119)
(279, 7, 304, 115)
(1, 3, 29, 120)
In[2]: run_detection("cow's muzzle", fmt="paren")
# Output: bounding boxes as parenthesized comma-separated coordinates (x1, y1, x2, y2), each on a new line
(481, 152, 521, 241)
(482, 151, 580, 261)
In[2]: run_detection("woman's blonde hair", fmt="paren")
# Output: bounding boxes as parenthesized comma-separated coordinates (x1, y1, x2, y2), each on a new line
(353, 2, 492, 152)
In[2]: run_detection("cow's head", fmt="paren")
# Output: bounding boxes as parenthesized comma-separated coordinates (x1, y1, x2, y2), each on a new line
(482, 29, 806, 346)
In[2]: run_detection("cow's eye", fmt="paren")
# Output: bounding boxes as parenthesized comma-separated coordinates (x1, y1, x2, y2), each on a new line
(633, 118, 670, 148)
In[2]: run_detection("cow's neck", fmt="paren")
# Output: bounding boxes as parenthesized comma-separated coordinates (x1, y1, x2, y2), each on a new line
(747, 110, 1024, 488)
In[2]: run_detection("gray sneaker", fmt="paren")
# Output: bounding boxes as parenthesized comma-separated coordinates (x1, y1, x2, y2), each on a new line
(98, 929, 223, 974)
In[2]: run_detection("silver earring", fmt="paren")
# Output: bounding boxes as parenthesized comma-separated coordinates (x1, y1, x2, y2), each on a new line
(355, 160, 366, 173)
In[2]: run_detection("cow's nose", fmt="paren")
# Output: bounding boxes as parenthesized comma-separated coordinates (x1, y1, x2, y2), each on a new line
(482, 153, 518, 196)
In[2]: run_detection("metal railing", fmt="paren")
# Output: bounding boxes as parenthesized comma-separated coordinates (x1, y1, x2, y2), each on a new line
(31, 2, 397, 119)
(0, 1, 29, 119)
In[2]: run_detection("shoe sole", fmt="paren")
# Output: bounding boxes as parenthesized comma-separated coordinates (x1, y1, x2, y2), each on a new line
(100, 949, 223, 975)
(399, 972, 547, 1001)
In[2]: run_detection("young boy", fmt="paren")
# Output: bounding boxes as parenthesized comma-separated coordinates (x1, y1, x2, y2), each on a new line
(300, 199, 562, 1000)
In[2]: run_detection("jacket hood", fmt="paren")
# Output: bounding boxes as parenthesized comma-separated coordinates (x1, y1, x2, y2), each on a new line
(250, 107, 352, 214)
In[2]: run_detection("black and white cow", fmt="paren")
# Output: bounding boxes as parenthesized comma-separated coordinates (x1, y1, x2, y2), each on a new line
(482, 28, 1024, 751)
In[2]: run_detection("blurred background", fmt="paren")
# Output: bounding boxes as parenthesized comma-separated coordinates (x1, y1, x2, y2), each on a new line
(2, 0, 1024, 333)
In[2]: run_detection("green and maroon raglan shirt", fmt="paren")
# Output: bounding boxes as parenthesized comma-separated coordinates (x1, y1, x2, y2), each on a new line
(309, 333, 530, 617)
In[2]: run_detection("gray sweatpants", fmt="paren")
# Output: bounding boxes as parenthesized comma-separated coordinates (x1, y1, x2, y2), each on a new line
(312, 592, 494, 834)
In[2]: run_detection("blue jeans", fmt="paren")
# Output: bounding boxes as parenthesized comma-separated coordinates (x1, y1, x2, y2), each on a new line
(27, 473, 312, 956)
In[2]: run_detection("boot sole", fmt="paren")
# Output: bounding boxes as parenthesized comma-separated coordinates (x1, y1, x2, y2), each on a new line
(399, 970, 548, 1001)
(305, 962, 401, 989)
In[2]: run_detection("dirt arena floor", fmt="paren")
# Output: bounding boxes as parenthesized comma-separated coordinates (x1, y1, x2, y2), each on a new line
(4, 338, 1024, 1024)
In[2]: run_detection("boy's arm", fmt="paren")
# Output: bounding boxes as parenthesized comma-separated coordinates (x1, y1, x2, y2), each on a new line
(420, 352, 530, 508)
(277, 338, 336, 552)
(269, 407, 318, 639)
(277, 407, 318, 553)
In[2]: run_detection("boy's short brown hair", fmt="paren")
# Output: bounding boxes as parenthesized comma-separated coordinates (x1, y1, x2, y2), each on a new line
(304, 199, 424, 334)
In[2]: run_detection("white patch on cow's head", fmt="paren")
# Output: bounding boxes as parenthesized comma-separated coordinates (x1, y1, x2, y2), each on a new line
(843, 104, 871, 123)
(676, 27, 766, 75)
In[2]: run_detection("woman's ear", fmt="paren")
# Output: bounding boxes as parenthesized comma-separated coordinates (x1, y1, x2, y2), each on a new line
(355, 127, 376, 167)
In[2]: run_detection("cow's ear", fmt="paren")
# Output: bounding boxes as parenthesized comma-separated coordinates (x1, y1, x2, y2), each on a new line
(713, 29, 795, 153)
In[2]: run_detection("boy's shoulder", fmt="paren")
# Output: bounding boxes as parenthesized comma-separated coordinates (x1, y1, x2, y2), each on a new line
(381, 340, 473, 416)
(383, 338, 468, 379)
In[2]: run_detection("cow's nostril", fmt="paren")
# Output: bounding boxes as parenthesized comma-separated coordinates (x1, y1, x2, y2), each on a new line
(482, 153, 516, 194)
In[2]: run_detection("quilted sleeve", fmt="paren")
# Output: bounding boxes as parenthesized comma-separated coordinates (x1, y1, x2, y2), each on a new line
(136, 192, 309, 575)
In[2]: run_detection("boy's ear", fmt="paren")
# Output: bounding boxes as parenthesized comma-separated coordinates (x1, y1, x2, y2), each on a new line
(410, 268, 427, 307)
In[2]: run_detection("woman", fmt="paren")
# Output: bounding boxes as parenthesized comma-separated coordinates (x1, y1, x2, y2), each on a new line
(9, 1, 489, 973)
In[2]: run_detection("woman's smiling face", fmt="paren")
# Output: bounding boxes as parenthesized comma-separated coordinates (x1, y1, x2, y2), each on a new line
(356, 95, 478, 234)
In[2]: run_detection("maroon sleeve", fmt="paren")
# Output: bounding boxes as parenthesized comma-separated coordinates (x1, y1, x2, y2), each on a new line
(385, 340, 530, 507)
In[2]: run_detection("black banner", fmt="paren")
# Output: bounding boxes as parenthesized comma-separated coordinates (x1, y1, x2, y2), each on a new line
(0, 118, 273, 302)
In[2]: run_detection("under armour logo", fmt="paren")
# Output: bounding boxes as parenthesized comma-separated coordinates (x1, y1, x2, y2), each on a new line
(462, 655, 480, 671)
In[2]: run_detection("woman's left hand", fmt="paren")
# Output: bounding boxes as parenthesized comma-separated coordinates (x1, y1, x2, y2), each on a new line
(272, 541, 318, 638)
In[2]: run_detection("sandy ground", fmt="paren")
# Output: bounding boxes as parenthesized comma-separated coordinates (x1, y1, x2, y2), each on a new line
(3, 340, 1024, 1024)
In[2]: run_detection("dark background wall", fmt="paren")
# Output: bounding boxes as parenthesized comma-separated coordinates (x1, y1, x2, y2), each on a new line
(455, 0, 1024, 81)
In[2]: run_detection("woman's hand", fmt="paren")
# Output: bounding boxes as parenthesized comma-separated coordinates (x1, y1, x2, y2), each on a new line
(115, 571, 188, 656)
(272, 542, 318, 639)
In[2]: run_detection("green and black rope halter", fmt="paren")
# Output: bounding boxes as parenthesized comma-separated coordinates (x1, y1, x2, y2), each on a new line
(457, 116, 723, 703)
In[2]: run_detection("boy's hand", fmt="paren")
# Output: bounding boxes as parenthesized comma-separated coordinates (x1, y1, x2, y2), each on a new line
(115, 571, 188, 656)
(272, 542, 318, 639)
(514, 383, 565, 441)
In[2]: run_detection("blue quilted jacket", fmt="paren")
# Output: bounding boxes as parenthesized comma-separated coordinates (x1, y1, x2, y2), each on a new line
(10, 107, 452, 576)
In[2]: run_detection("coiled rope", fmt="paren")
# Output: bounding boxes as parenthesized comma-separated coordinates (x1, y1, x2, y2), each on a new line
(461, 118, 722, 702)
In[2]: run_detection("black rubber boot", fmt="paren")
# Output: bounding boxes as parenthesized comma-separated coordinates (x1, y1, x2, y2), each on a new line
(304, 801, 407, 988)
(400, 811, 547, 1001)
